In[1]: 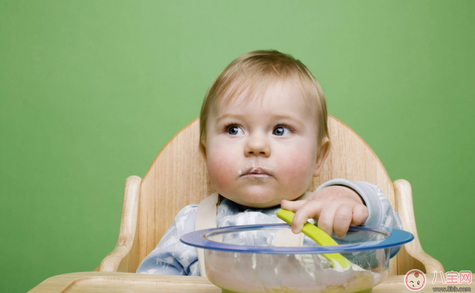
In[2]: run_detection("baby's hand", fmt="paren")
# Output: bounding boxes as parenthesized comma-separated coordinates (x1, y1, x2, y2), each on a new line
(281, 186, 368, 238)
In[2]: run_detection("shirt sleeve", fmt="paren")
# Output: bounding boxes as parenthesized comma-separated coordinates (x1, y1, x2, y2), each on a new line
(315, 178, 403, 258)
(136, 204, 201, 276)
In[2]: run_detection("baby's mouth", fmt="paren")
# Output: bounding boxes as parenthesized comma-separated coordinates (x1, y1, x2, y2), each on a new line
(239, 166, 274, 178)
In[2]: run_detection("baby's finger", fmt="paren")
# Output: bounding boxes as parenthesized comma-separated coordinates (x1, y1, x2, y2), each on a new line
(351, 204, 369, 225)
(280, 199, 305, 212)
(290, 201, 323, 234)
(333, 204, 353, 238)
(316, 204, 337, 237)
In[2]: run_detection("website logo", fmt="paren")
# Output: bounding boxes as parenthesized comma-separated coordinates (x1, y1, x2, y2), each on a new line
(405, 269, 426, 291)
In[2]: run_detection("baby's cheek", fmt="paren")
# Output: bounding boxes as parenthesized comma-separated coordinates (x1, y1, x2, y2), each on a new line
(280, 150, 315, 185)
(206, 152, 235, 190)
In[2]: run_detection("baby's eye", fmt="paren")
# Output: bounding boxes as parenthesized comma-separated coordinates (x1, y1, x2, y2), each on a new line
(226, 125, 244, 135)
(273, 126, 291, 136)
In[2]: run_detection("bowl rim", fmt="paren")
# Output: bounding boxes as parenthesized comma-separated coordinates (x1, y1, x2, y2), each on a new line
(180, 224, 414, 254)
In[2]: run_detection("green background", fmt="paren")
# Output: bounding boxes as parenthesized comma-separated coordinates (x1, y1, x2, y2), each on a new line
(1, 1, 474, 292)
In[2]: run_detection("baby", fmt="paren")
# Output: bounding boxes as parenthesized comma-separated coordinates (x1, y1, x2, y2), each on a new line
(137, 50, 402, 275)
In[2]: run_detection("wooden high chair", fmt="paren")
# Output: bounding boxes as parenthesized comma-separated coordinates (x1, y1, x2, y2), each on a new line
(97, 115, 443, 276)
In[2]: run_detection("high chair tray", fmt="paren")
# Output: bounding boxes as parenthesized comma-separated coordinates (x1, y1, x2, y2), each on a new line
(29, 272, 465, 293)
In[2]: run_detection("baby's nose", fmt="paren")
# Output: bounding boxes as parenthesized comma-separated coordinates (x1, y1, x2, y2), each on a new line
(244, 136, 270, 157)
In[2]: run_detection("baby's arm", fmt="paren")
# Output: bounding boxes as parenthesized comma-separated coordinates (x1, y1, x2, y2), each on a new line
(136, 205, 200, 275)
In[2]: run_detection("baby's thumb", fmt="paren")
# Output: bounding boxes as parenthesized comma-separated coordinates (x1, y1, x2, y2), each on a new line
(280, 200, 305, 212)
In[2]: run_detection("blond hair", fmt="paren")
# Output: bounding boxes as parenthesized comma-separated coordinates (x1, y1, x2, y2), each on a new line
(199, 50, 329, 155)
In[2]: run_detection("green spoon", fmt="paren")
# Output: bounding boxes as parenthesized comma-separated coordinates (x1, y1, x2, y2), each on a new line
(276, 209, 353, 269)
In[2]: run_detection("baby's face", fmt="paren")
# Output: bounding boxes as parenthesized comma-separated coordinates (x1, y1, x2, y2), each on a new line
(203, 80, 320, 208)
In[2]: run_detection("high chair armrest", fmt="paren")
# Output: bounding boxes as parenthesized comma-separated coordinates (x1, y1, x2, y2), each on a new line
(393, 179, 444, 274)
(98, 175, 141, 272)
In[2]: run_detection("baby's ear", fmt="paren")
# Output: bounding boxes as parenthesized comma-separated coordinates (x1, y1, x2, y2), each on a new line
(313, 137, 330, 177)
(200, 138, 207, 160)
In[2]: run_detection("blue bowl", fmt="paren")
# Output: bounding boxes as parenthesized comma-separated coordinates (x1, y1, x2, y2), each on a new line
(181, 224, 413, 293)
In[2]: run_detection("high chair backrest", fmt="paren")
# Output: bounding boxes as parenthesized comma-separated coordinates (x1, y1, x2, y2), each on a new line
(104, 115, 441, 276)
